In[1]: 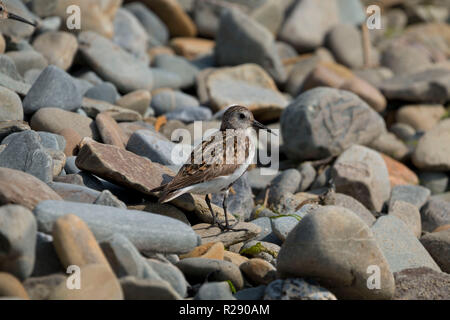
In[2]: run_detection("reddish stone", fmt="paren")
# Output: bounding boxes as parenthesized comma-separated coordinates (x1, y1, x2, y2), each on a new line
(95, 112, 126, 149)
(381, 153, 419, 187)
(75, 138, 174, 195)
(0, 168, 62, 210)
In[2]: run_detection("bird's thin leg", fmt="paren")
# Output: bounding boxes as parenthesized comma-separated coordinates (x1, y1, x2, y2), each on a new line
(205, 194, 217, 226)
(223, 189, 230, 229)
(218, 187, 247, 232)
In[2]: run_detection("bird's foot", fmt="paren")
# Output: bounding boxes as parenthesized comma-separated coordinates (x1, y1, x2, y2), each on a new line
(215, 220, 248, 232)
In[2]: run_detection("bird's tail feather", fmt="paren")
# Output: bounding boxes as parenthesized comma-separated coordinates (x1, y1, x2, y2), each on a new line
(150, 184, 167, 193)
(158, 189, 187, 203)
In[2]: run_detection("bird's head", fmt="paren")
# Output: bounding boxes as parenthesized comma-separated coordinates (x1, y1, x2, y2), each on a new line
(220, 105, 276, 135)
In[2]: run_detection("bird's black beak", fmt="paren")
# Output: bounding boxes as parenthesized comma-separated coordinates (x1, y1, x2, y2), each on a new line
(252, 120, 277, 136)
(7, 12, 37, 27)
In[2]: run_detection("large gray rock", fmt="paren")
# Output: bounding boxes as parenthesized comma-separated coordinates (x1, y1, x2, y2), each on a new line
(78, 31, 154, 93)
(84, 82, 119, 104)
(34, 200, 201, 255)
(281, 88, 385, 161)
(277, 205, 395, 300)
(0, 205, 37, 280)
(379, 68, 450, 104)
(326, 24, 365, 69)
(100, 234, 162, 281)
(420, 230, 450, 273)
(152, 54, 199, 89)
(279, 0, 339, 52)
(151, 89, 199, 116)
(420, 199, 450, 232)
(37, 132, 66, 151)
(22, 65, 82, 115)
(125, 2, 169, 44)
(113, 8, 149, 63)
(0, 130, 53, 183)
(126, 129, 179, 166)
(388, 185, 431, 211)
(371, 215, 441, 273)
(215, 8, 286, 83)
(332, 145, 391, 212)
(146, 258, 188, 298)
(413, 119, 450, 171)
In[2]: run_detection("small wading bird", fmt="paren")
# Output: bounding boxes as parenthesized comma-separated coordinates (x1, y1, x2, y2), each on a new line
(0, 0, 37, 27)
(151, 105, 276, 231)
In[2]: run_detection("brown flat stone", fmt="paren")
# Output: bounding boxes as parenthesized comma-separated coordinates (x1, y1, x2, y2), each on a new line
(49, 263, 123, 300)
(95, 112, 126, 149)
(170, 37, 215, 60)
(58, 128, 82, 156)
(52, 214, 111, 269)
(82, 97, 142, 122)
(0, 167, 62, 210)
(0, 272, 29, 299)
(75, 138, 174, 195)
(180, 242, 225, 260)
(143, 0, 197, 37)
(116, 90, 151, 116)
(30, 107, 100, 140)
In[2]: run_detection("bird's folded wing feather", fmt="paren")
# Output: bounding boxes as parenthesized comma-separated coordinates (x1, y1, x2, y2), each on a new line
(162, 131, 249, 193)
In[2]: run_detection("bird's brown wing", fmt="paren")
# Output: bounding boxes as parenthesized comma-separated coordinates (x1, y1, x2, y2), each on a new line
(159, 131, 250, 198)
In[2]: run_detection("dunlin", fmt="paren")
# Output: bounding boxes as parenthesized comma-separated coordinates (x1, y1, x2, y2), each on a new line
(151, 105, 275, 230)
(0, 1, 37, 27)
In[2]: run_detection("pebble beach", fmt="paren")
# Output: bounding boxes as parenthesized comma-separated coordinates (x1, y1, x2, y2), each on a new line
(0, 0, 449, 301)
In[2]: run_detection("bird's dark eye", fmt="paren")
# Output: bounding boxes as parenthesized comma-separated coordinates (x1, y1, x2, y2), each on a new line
(239, 113, 245, 119)
(0, 7, 3, 12)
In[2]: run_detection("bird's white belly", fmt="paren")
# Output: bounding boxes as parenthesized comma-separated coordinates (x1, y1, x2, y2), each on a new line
(187, 162, 250, 194)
